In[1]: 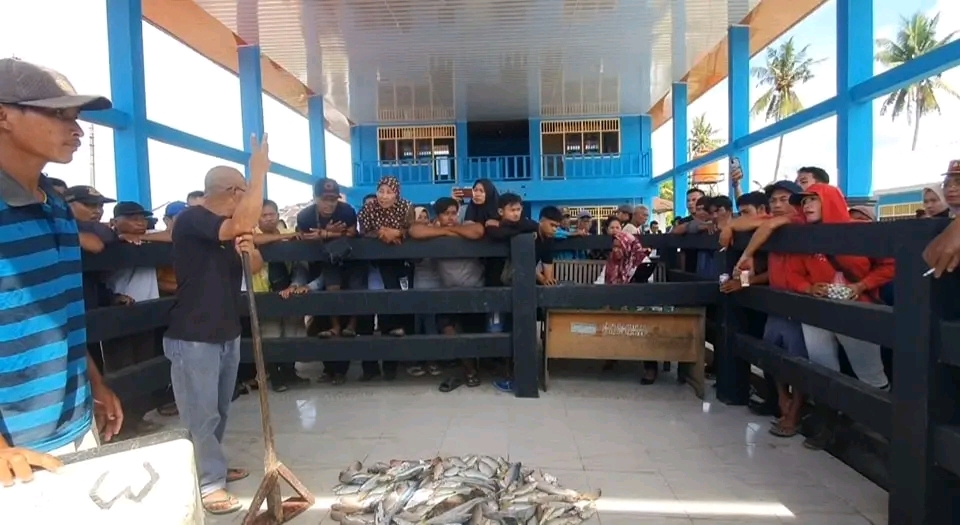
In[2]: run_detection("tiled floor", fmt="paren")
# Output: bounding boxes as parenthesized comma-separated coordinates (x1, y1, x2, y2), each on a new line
(149, 362, 888, 525)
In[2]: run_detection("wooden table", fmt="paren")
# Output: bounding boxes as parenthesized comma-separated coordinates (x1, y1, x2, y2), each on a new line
(544, 307, 707, 397)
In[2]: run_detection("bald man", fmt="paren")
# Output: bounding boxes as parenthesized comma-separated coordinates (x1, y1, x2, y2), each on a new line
(163, 135, 270, 515)
(622, 205, 649, 234)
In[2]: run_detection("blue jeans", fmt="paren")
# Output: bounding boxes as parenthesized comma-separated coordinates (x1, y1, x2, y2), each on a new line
(763, 316, 808, 359)
(163, 336, 241, 496)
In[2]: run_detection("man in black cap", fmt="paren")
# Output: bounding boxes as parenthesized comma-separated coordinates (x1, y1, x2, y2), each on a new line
(0, 58, 122, 486)
(64, 184, 116, 223)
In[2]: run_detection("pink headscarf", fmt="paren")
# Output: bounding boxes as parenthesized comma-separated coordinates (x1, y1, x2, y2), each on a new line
(604, 232, 648, 284)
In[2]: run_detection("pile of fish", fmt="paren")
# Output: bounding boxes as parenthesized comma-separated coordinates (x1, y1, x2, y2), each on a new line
(329, 455, 601, 525)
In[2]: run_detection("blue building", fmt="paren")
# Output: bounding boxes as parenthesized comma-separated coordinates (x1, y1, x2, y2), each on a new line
(80, 0, 959, 226)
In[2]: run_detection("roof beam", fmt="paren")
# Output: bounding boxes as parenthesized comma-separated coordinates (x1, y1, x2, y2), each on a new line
(141, 0, 351, 143)
(648, 0, 827, 130)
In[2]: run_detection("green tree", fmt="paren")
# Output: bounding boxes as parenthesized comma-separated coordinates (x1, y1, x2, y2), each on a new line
(751, 37, 821, 179)
(659, 179, 674, 202)
(875, 12, 959, 151)
(688, 113, 724, 157)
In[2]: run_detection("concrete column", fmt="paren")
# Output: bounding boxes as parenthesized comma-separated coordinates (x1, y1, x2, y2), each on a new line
(672, 82, 689, 218)
(836, 0, 874, 202)
(105, 0, 151, 208)
(728, 25, 750, 196)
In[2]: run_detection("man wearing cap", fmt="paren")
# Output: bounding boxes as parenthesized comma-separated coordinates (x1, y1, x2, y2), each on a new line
(162, 200, 188, 231)
(295, 178, 365, 383)
(64, 184, 115, 223)
(614, 204, 632, 226)
(848, 205, 876, 223)
(0, 58, 123, 486)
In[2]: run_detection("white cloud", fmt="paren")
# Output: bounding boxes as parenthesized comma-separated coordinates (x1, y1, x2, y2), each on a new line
(653, 0, 960, 194)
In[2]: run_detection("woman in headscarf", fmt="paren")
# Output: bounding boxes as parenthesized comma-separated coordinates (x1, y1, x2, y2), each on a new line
(922, 186, 951, 218)
(463, 178, 500, 226)
(357, 176, 413, 380)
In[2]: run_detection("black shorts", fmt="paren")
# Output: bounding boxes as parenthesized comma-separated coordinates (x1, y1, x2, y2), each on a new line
(321, 262, 365, 290)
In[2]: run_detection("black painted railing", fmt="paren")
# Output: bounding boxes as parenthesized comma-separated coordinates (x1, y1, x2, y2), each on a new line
(83, 221, 960, 524)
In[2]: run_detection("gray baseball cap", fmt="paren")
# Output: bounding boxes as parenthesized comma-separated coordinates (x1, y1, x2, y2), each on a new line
(0, 58, 111, 111)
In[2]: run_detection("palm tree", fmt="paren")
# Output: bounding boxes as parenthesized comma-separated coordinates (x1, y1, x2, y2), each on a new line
(875, 12, 959, 151)
(688, 113, 724, 157)
(751, 37, 821, 179)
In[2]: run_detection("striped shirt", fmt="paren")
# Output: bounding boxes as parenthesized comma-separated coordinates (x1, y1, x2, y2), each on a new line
(0, 171, 92, 452)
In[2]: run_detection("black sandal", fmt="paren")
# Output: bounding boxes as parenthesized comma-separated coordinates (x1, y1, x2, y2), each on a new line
(439, 377, 464, 393)
(466, 374, 481, 387)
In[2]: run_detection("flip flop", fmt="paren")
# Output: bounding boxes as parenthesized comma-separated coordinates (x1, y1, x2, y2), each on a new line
(438, 376, 464, 393)
(341, 328, 357, 337)
(226, 468, 249, 483)
(466, 374, 481, 387)
(769, 423, 799, 438)
(202, 493, 242, 515)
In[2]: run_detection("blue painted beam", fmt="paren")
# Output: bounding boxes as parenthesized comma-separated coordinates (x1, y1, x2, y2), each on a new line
(849, 39, 960, 104)
(238, 45, 266, 188)
(105, 0, 151, 208)
(144, 121, 314, 186)
(836, 0, 873, 199)
(671, 82, 689, 217)
(308, 96, 327, 179)
(652, 97, 839, 184)
(80, 108, 131, 129)
(728, 25, 750, 197)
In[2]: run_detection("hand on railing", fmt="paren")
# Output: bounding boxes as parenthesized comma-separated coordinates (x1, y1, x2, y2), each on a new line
(377, 227, 403, 245)
(279, 285, 309, 299)
(923, 218, 960, 278)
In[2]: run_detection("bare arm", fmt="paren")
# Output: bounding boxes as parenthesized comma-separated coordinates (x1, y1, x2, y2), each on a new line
(408, 223, 454, 239)
(742, 215, 792, 258)
(246, 248, 264, 274)
(79, 232, 105, 253)
(447, 222, 485, 240)
(216, 135, 270, 240)
(254, 232, 297, 245)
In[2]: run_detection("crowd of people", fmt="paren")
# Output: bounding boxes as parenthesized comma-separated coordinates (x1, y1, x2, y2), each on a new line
(5, 56, 960, 516)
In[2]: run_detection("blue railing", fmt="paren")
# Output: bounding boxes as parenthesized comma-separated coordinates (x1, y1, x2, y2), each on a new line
(353, 152, 651, 186)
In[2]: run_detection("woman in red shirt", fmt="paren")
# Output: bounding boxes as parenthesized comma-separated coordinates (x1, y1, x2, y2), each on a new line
(785, 184, 892, 390)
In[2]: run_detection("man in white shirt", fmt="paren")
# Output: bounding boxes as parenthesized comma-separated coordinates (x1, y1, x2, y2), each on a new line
(622, 205, 649, 235)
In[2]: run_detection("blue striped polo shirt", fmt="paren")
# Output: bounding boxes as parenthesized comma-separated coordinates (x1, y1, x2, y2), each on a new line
(0, 171, 92, 452)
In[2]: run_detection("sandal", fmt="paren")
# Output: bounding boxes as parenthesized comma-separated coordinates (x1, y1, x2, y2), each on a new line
(427, 363, 442, 376)
(388, 328, 405, 337)
(407, 365, 426, 377)
(439, 377, 464, 393)
(202, 491, 242, 515)
(226, 468, 249, 483)
(769, 423, 799, 438)
(341, 328, 357, 338)
(466, 374, 481, 387)
(157, 403, 179, 417)
(318, 330, 339, 338)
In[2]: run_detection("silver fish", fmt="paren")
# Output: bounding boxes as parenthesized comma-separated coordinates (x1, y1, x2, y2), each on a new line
(333, 457, 599, 525)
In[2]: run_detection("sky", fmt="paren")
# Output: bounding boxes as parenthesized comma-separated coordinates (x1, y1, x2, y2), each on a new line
(651, 0, 960, 193)
(1, 0, 957, 211)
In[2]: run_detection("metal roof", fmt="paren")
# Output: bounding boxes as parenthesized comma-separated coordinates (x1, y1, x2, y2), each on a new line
(192, 0, 760, 125)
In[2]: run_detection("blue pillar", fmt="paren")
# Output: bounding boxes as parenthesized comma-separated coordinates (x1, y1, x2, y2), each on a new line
(238, 45, 266, 190)
(672, 83, 689, 218)
(105, 0, 151, 208)
(836, 0, 874, 201)
(308, 97, 327, 179)
(728, 24, 750, 196)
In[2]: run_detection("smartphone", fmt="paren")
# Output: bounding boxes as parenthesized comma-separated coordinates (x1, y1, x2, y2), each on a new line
(461, 187, 474, 199)
(731, 157, 741, 171)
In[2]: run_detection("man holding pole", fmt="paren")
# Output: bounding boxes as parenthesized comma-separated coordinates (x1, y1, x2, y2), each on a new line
(163, 134, 270, 515)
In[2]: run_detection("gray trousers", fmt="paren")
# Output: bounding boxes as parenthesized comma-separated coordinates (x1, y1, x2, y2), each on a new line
(163, 336, 241, 496)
